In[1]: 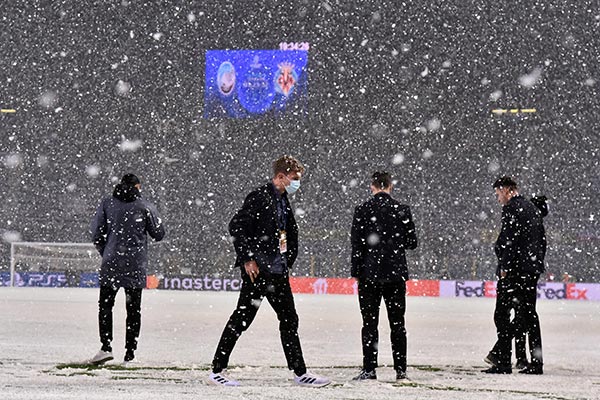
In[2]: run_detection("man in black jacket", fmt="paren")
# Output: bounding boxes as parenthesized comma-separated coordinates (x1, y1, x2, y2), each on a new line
(89, 173, 165, 364)
(208, 155, 330, 388)
(484, 176, 546, 375)
(350, 171, 418, 381)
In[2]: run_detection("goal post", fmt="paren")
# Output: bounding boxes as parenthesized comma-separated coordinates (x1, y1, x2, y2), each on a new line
(8, 242, 101, 287)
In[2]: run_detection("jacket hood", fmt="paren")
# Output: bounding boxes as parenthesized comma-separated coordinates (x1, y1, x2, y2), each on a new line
(113, 183, 141, 203)
(530, 195, 549, 217)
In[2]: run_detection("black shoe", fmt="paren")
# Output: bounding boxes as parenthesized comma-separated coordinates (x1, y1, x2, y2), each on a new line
(352, 369, 377, 381)
(482, 365, 512, 374)
(396, 370, 407, 380)
(515, 358, 529, 370)
(124, 350, 135, 362)
(519, 364, 543, 375)
(483, 352, 500, 367)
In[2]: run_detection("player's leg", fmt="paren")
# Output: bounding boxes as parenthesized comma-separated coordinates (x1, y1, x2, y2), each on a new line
(210, 274, 264, 381)
(91, 285, 119, 364)
(266, 275, 305, 376)
(484, 278, 514, 373)
(518, 274, 543, 374)
(383, 280, 407, 379)
(266, 275, 330, 387)
(124, 287, 142, 362)
(355, 279, 382, 378)
(514, 329, 528, 369)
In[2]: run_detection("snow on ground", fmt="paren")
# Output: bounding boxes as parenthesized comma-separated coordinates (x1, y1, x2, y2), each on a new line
(1, 287, 599, 399)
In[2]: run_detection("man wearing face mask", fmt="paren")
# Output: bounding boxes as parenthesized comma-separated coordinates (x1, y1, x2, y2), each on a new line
(208, 155, 330, 388)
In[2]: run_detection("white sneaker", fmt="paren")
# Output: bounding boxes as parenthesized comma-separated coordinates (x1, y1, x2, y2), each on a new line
(294, 371, 331, 387)
(208, 371, 240, 387)
(121, 358, 138, 367)
(89, 350, 113, 365)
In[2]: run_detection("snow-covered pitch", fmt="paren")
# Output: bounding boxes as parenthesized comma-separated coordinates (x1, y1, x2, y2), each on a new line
(2, 287, 599, 399)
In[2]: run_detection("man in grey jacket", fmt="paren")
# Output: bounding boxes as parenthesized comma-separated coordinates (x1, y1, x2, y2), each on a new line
(89, 173, 165, 364)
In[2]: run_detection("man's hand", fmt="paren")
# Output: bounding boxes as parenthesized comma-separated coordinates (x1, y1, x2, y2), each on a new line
(244, 260, 259, 283)
(500, 270, 507, 279)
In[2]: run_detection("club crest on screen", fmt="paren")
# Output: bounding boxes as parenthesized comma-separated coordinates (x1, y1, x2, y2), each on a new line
(217, 62, 236, 96)
(275, 62, 297, 96)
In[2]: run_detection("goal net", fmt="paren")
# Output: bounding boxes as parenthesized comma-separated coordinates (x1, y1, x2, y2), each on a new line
(8, 242, 101, 287)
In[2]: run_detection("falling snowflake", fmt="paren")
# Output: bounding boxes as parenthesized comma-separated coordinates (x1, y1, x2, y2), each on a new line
(3, 153, 23, 169)
(392, 153, 405, 165)
(519, 67, 543, 88)
(119, 136, 143, 152)
(86, 165, 100, 178)
(115, 80, 131, 96)
(38, 90, 58, 108)
(1, 231, 22, 243)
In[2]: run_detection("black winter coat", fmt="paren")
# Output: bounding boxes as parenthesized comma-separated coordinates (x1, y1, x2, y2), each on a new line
(229, 183, 298, 275)
(91, 184, 165, 288)
(494, 195, 546, 277)
(351, 192, 418, 282)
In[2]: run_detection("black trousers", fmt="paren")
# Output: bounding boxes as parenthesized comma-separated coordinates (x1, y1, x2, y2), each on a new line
(514, 274, 543, 366)
(98, 285, 143, 353)
(514, 333, 527, 361)
(493, 274, 543, 366)
(492, 278, 519, 364)
(358, 279, 407, 373)
(212, 273, 306, 376)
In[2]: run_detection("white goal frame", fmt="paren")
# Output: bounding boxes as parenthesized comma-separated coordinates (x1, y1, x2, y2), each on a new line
(9, 242, 101, 287)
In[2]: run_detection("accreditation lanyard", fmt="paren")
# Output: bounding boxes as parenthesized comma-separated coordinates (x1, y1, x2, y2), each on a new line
(275, 194, 288, 253)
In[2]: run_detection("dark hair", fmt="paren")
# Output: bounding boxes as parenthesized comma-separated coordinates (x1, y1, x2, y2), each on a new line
(272, 155, 305, 176)
(493, 176, 517, 191)
(371, 171, 392, 190)
(121, 173, 141, 186)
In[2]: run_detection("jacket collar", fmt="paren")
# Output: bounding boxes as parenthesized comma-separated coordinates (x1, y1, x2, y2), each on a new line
(374, 191, 392, 199)
(267, 182, 288, 200)
(507, 194, 524, 205)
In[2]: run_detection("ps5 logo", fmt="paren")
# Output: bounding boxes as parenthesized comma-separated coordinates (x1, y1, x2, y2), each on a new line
(25, 273, 67, 287)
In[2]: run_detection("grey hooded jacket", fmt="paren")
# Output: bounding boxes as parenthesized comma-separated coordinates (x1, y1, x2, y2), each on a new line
(91, 184, 165, 288)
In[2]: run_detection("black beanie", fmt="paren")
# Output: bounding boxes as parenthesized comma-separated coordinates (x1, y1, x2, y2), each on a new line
(121, 173, 141, 186)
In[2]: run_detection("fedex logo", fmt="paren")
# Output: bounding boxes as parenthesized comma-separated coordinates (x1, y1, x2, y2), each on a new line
(537, 283, 588, 300)
(454, 281, 591, 301)
(566, 284, 588, 300)
(455, 281, 496, 298)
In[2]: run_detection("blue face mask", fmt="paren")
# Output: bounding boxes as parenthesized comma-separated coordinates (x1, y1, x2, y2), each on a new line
(285, 180, 301, 194)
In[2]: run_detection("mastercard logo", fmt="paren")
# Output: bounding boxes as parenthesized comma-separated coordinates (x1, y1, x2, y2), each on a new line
(146, 275, 160, 289)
